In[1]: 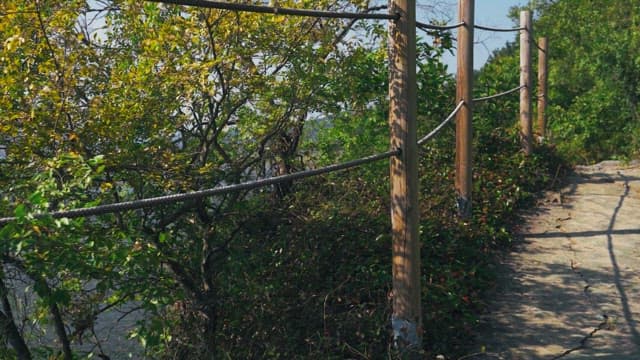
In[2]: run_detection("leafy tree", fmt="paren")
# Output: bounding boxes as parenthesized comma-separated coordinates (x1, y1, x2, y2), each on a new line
(495, 0, 640, 162)
(539, 0, 640, 161)
(1, 0, 396, 357)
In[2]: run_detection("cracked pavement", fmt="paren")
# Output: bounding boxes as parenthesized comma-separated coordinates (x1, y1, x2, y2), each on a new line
(469, 161, 640, 359)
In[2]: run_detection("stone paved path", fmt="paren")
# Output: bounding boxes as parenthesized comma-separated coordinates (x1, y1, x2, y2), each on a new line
(469, 161, 640, 359)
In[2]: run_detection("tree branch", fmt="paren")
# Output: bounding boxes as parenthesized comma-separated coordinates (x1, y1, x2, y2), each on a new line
(0, 269, 31, 360)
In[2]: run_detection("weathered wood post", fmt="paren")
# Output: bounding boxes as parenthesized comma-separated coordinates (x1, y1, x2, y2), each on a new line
(520, 10, 533, 155)
(537, 37, 548, 140)
(388, 0, 421, 353)
(455, 0, 474, 219)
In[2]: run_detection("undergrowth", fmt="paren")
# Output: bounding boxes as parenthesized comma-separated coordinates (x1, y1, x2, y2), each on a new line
(161, 127, 568, 359)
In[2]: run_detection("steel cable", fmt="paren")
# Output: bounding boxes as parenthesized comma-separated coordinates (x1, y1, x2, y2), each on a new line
(416, 21, 464, 31)
(473, 85, 524, 103)
(417, 100, 465, 146)
(531, 37, 546, 52)
(417, 22, 524, 33)
(474, 24, 525, 32)
(0, 149, 399, 225)
(146, 0, 399, 20)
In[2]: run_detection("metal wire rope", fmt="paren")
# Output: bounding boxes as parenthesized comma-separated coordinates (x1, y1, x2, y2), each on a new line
(473, 85, 524, 103)
(474, 24, 524, 32)
(146, 0, 399, 20)
(416, 21, 465, 31)
(531, 37, 546, 52)
(417, 100, 465, 145)
(0, 149, 400, 225)
(416, 22, 525, 33)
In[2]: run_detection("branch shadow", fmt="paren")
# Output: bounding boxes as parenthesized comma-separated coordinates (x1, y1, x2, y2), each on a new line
(561, 171, 640, 197)
(605, 175, 640, 346)
(469, 173, 640, 359)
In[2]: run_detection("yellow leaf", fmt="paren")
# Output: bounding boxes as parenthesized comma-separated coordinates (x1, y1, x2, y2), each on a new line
(100, 182, 113, 192)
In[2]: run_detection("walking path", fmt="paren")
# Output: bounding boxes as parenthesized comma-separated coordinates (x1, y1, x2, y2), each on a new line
(470, 161, 640, 359)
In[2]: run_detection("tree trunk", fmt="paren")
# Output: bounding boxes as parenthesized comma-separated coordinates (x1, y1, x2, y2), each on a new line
(0, 274, 32, 360)
(49, 298, 73, 360)
(274, 119, 305, 199)
(202, 299, 217, 360)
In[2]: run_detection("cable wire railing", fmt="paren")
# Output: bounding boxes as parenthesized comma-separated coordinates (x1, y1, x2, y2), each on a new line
(417, 83, 527, 146)
(417, 100, 464, 145)
(416, 21, 464, 31)
(416, 22, 525, 33)
(474, 24, 524, 32)
(473, 85, 525, 103)
(532, 37, 546, 52)
(147, 0, 399, 20)
(0, 149, 400, 225)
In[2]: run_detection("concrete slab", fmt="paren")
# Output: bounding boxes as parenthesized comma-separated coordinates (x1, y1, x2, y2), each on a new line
(468, 161, 640, 360)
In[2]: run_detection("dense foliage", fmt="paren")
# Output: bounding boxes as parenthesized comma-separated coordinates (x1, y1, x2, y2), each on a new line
(489, 0, 640, 163)
(0, 0, 567, 359)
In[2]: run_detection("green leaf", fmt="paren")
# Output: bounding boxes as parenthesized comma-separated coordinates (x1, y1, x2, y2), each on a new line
(0, 223, 14, 240)
(28, 191, 44, 206)
(14, 204, 26, 219)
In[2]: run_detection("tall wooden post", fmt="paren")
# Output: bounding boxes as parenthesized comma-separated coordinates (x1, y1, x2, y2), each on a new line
(455, 0, 474, 219)
(388, 0, 421, 353)
(537, 37, 548, 139)
(520, 10, 533, 155)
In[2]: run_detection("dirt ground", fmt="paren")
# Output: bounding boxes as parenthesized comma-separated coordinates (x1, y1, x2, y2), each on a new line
(468, 160, 640, 359)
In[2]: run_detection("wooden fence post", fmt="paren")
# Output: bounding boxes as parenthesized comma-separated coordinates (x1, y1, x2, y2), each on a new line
(388, 0, 421, 353)
(455, 0, 474, 219)
(537, 37, 548, 139)
(520, 10, 532, 155)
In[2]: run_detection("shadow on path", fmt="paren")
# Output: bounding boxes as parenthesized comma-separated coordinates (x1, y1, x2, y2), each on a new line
(469, 164, 640, 359)
(606, 175, 640, 346)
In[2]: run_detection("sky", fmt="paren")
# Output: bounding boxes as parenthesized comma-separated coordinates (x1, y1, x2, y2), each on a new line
(435, 0, 529, 71)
